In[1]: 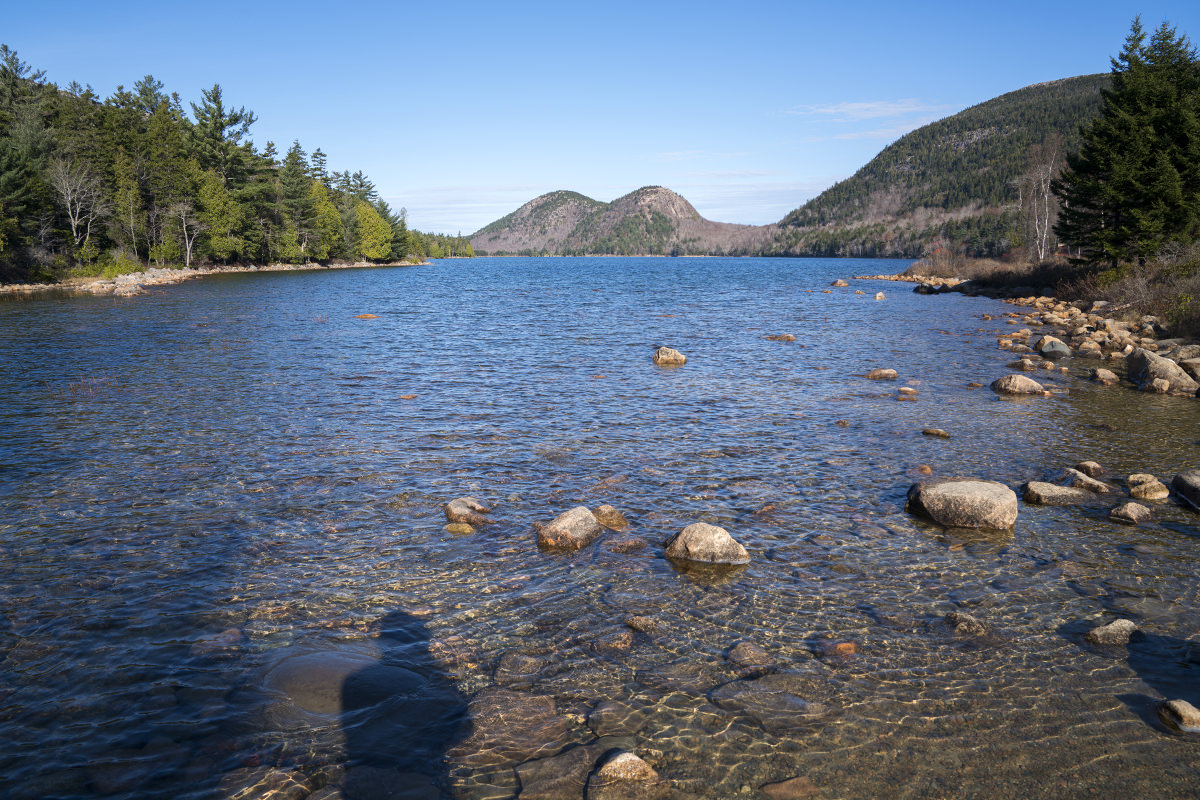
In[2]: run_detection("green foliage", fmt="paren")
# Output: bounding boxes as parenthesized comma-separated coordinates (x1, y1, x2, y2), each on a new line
(1053, 19, 1200, 266)
(0, 45, 464, 281)
(778, 74, 1109, 257)
(353, 200, 392, 260)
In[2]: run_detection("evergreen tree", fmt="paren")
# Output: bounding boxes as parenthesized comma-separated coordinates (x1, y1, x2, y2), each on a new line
(189, 83, 256, 186)
(1053, 19, 1200, 265)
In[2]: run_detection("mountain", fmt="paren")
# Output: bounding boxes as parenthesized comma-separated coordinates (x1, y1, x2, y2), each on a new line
(470, 186, 778, 256)
(471, 75, 1110, 260)
(775, 74, 1111, 258)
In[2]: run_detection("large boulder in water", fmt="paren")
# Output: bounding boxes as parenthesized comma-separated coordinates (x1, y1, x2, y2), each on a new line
(444, 497, 491, 526)
(1033, 335, 1071, 359)
(664, 522, 750, 565)
(1171, 470, 1200, 510)
(652, 347, 686, 366)
(907, 478, 1018, 529)
(990, 374, 1044, 395)
(536, 506, 602, 551)
(1126, 348, 1199, 394)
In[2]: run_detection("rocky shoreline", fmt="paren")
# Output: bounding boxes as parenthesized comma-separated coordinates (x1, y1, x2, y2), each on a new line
(0, 259, 426, 299)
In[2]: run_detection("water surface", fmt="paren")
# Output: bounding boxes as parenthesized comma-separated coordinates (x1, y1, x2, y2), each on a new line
(1, 257, 1198, 799)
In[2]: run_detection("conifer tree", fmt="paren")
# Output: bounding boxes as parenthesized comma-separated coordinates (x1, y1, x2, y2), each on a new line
(1053, 19, 1200, 265)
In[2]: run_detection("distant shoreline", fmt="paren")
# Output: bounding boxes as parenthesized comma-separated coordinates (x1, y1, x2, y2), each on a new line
(0, 260, 428, 298)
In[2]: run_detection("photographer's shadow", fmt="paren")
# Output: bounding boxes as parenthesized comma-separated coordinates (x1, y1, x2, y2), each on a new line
(340, 610, 468, 799)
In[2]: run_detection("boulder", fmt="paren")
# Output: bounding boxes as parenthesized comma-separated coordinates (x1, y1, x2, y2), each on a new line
(1008, 359, 1039, 371)
(664, 522, 750, 565)
(536, 506, 602, 551)
(906, 478, 1018, 529)
(1034, 335, 1071, 359)
(874, 292, 885, 300)
(765, 334, 796, 342)
(1158, 699, 1200, 734)
(866, 368, 898, 380)
(1125, 348, 1199, 394)
(913, 283, 939, 295)
(990, 374, 1044, 395)
(1085, 618, 1137, 646)
(1128, 476, 1169, 501)
(1171, 470, 1200, 510)
(1179, 358, 1200, 380)
(444, 497, 491, 526)
(1022, 481, 1092, 506)
(1059, 468, 1109, 493)
(831, 279, 849, 287)
(1090, 368, 1120, 385)
(652, 346, 687, 366)
(1110, 502, 1152, 524)
(1075, 461, 1105, 478)
(921, 428, 950, 438)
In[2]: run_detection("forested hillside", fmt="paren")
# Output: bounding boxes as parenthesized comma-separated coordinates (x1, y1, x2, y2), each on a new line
(776, 74, 1110, 258)
(0, 45, 470, 284)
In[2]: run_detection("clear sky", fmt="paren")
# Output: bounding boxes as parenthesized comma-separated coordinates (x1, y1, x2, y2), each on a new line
(5, 1, 1200, 234)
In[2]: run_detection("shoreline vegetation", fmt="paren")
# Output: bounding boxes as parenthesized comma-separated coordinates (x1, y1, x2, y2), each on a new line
(0, 45, 472, 287)
(0, 258, 428, 298)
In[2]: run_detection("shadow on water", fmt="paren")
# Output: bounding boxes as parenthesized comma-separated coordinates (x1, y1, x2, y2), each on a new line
(340, 610, 469, 799)
(1059, 620, 1200, 734)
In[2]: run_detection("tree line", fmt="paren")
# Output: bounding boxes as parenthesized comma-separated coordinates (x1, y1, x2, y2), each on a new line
(0, 46, 471, 284)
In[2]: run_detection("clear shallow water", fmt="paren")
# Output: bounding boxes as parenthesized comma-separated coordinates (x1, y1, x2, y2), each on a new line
(1, 256, 1198, 799)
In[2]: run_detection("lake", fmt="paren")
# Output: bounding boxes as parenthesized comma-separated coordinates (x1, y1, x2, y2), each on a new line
(1, 256, 1198, 799)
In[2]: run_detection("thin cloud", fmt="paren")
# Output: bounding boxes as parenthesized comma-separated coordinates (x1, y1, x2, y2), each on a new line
(654, 150, 749, 162)
(785, 98, 953, 121)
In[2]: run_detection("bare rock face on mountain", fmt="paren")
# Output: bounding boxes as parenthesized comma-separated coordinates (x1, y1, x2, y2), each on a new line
(471, 186, 778, 256)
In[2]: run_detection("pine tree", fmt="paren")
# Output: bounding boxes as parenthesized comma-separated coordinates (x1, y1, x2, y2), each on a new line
(1053, 19, 1200, 265)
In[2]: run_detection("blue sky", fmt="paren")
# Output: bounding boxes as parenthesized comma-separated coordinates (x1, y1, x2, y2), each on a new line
(6, 1, 1200, 233)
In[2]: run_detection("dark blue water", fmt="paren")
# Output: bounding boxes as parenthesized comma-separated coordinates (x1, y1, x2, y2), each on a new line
(1, 257, 1198, 799)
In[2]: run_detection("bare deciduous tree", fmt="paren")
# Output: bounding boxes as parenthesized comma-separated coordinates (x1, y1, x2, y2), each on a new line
(172, 201, 206, 268)
(48, 157, 108, 250)
(1017, 135, 1064, 262)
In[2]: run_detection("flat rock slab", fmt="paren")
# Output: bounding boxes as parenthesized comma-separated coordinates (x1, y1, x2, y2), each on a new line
(710, 672, 833, 733)
(760, 776, 822, 800)
(665, 522, 750, 565)
(1022, 481, 1093, 506)
(263, 650, 421, 716)
(907, 478, 1018, 529)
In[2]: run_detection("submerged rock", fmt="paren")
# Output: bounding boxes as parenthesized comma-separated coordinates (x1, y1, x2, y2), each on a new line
(906, 478, 1018, 529)
(652, 347, 687, 366)
(760, 776, 822, 800)
(710, 672, 833, 733)
(515, 744, 603, 800)
(945, 611, 988, 637)
(444, 497, 491, 526)
(537, 506, 602, 551)
(990, 374, 1044, 395)
(587, 700, 647, 737)
(585, 751, 666, 800)
(727, 641, 777, 678)
(664, 522, 750, 565)
(448, 689, 572, 768)
(1085, 618, 1138, 646)
(594, 504, 629, 530)
(765, 334, 797, 342)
